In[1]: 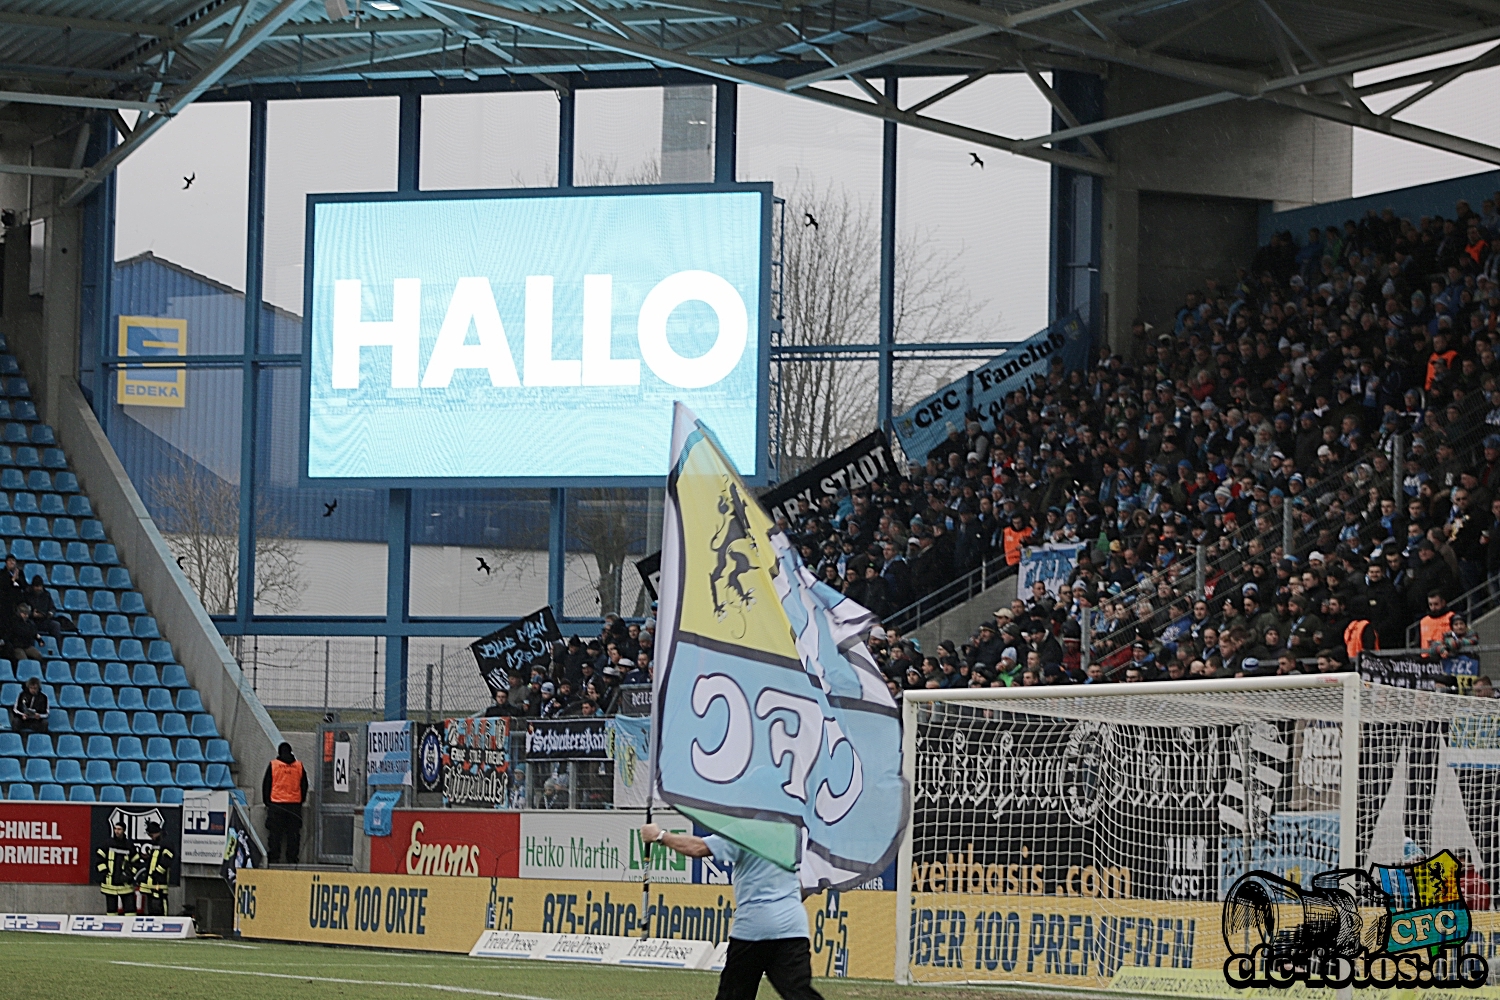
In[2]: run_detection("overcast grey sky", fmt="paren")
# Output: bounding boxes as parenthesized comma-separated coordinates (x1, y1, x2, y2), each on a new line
(114, 52, 1500, 347)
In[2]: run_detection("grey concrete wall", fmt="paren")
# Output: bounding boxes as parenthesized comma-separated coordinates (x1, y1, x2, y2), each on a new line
(910, 573, 1018, 652)
(1136, 192, 1262, 330)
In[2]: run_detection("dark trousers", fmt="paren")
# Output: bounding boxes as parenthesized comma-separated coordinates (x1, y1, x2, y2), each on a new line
(14, 716, 45, 736)
(266, 805, 302, 865)
(715, 937, 825, 1000)
(142, 893, 167, 917)
(103, 891, 136, 916)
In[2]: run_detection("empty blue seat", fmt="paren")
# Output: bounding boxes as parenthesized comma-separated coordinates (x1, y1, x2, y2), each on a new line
(116, 639, 144, 662)
(45, 710, 70, 733)
(102, 662, 130, 685)
(41, 450, 66, 470)
(0, 660, 12, 682)
(24, 470, 48, 491)
(119, 592, 146, 615)
(39, 495, 64, 517)
(43, 661, 70, 684)
(15, 660, 41, 683)
(14, 448, 38, 468)
(132, 617, 160, 640)
(175, 763, 206, 788)
(105, 615, 131, 638)
(76, 613, 102, 636)
(174, 690, 204, 714)
(91, 591, 118, 613)
(105, 567, 131, 589)
(8, 378, 30, 398)
(101, 710, 130, 735)
(68, 784, 95, 802)
(22, 561, 44, 582)
(30, 425, 54, 446)
(84, 736, 114, 761)
(37, 783, 65, 801)
(205, 739, 234, 763)
(63, 589, 89, 612)
(0, 759, 19, 783)
(58, 684, 86, 709)
(160, 665, 188, 689)
(64, 542, 90, 564)
(116, 687, 145, 712)
(98, 785, 125, 802)
(48, 564, 75, 587)
(71, 710, 100, 735)
(54, 472, 78, 493)
(0, 682, 19, 706)
(0, 515, 20, 537)
(77, 565, 104, 588)
(11, 492, 36, 513)
(160, 787, 185, 804)
(36, 537, 61, 559)
(161, 713, 190, 737)
(84, 760, 113, 784)
(53, 759, 84, 784)
(0, 355, 13, 373)
(131, 664, 159, 687)
(145, 737, 174, 761)
(0, 470, 19, 491)
(60, 636, 87, 659)
(23, 516, 49, 537)
(0, 495, 9, 514)
(12, 403, 35, 422)
(24, 734, 54, 758)
(23, 759, 52, 782)
(55, 734, 85, 759)
(144, 761, 173, 787)
(114, 761, 145, 786)
(145, 688, 172, 712)
(94, 544, 118, 566)
(90, 638, 117, 660)
(87, 687, 116, 710)
(7, 783, 34, 800)
(66, 496, 91, 517)
(72, 661, 101, 685)
(115, 736, 144, 761)
(36, 635, 58, 659)
(131, 712, 159, 736)
(189, 714, 218, 738)
(129, 786, 156, 803)
(175, 739, 204, 763)
(0, 423, 24, 444)
(0, 732, 21, 756)
(79, 520, 105, 542)
(205, 763, 235, 789)
(147, 640, 173, 664)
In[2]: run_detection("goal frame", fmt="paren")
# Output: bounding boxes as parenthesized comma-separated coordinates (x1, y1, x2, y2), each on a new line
(892, 672, 1363, 985)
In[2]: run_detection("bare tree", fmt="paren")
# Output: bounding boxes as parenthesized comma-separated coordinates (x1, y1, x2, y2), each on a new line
(514, 154, 661, 188)
(567, 489, 647, 616)
(148, 452, 304, 616)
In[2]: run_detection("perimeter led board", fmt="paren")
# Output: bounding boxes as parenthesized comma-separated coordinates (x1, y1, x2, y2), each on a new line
(302, 185, 771, 486)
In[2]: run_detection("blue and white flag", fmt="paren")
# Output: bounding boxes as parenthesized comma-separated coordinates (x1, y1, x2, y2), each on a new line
(652, 403, 908, 892)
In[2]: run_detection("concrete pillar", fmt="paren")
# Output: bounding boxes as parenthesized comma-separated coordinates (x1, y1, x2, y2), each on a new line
(661, 85, 714, 184)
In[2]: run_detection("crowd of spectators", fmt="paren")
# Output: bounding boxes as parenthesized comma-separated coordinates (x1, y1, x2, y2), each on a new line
(482, 614, 653, 719)
(772, 193, 1500, 688)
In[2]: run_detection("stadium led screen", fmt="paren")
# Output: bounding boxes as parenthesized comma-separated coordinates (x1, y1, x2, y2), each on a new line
(302, 185, 771, 485)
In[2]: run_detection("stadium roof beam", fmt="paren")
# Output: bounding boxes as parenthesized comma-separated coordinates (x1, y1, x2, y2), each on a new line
(1018, 57, 1107, 160)
(1379, 39, 1500, 118)
(0, 11, 175, 36)
(1267, 89, 1500, 166)
(403, 0, 572, 93)
(0, 89, 166, 113)
(784, 24, 998, 90)
(60, 0, 314, 207)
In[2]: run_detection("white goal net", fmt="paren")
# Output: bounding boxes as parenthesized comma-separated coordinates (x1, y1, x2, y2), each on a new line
(896, 675, 1500, 992)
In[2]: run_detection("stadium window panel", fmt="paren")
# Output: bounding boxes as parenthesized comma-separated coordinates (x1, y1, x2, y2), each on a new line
(263, 96, 399, 339)
(113, 103, 250, 357)
(419, 91, 559, 191)
(574, 87, 664, 186)
(407, 488, 550, 618)
(561, 488, 657, 620)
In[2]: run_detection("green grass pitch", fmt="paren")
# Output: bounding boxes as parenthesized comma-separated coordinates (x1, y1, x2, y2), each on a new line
(0, 935, 1028, 1000)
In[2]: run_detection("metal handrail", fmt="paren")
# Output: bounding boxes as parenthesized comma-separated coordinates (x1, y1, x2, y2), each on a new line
(1405, 576, 1500, 646)
(883, 553, 1013, 634)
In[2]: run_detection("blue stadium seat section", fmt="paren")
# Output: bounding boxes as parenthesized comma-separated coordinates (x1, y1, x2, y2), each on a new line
(0, 352, 229, 800)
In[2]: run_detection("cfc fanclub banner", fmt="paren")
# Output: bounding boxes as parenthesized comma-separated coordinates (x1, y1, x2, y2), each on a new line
(893, 314, 1088, 467)
(444, 717, 513, 808)
(1017, 543, 1085, 600)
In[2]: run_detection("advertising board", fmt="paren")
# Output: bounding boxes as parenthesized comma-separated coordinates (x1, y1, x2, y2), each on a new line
(303, 186, 772, 485)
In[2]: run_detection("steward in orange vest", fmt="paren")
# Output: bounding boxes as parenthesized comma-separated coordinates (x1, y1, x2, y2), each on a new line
(1003, 517, 1032, 567)
(261, 742, 307, 866)
(1343, 619, 1378, 662)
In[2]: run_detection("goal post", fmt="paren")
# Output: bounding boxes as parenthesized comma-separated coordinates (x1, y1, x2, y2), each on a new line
(894, 674, 1499, 992)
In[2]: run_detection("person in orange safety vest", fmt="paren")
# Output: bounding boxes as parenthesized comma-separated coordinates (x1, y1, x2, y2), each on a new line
(261, 741, 308, 865)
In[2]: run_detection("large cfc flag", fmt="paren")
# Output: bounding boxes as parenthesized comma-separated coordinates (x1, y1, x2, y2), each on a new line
(652, 403, 908, 892)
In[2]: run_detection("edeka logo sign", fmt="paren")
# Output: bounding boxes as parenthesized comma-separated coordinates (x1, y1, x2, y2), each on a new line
(1221, 853, 1489, 991)
(116, 316, 186, 409)
(305, 188, 769, 482)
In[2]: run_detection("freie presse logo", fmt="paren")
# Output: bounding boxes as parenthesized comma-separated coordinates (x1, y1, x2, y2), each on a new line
(1222, 851, 1489, 990)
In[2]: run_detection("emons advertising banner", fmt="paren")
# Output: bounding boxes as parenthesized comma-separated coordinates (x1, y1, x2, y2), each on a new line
(302, 185, 772, 485)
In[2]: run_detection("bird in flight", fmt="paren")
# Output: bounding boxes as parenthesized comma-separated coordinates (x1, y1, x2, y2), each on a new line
(804, 212, 819, 230)
(183, 172, 196, 189)
(476, 556, 492, 576)
(323, 500, 337, 517)
(969, 152, 984, 168)
(175, 556, 186, 570)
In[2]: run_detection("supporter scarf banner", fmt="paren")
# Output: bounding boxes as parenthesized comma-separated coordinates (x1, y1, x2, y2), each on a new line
(759, 431, 895, 524)
(616, 683, 652, 717)
(472, 607, 562, 694)
(444, 717, 513, 808)
(1357, 651, 1475, 691)
(892, 313, 1088, 467)
(524, 719, 609, 761)
(653, 402, 908, 891)
(367, 720, 413, 787)
(1017, 543, 1085, 599)
(607, 715, 653, 808)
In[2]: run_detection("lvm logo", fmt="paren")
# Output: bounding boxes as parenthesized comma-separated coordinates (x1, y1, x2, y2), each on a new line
(328, 271, 749, 391)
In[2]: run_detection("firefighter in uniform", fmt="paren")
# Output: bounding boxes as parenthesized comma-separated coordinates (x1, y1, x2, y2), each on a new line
(96, 820, 138, 915)
(261, 741, 308, 865)
(137, 820, 174, 916)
